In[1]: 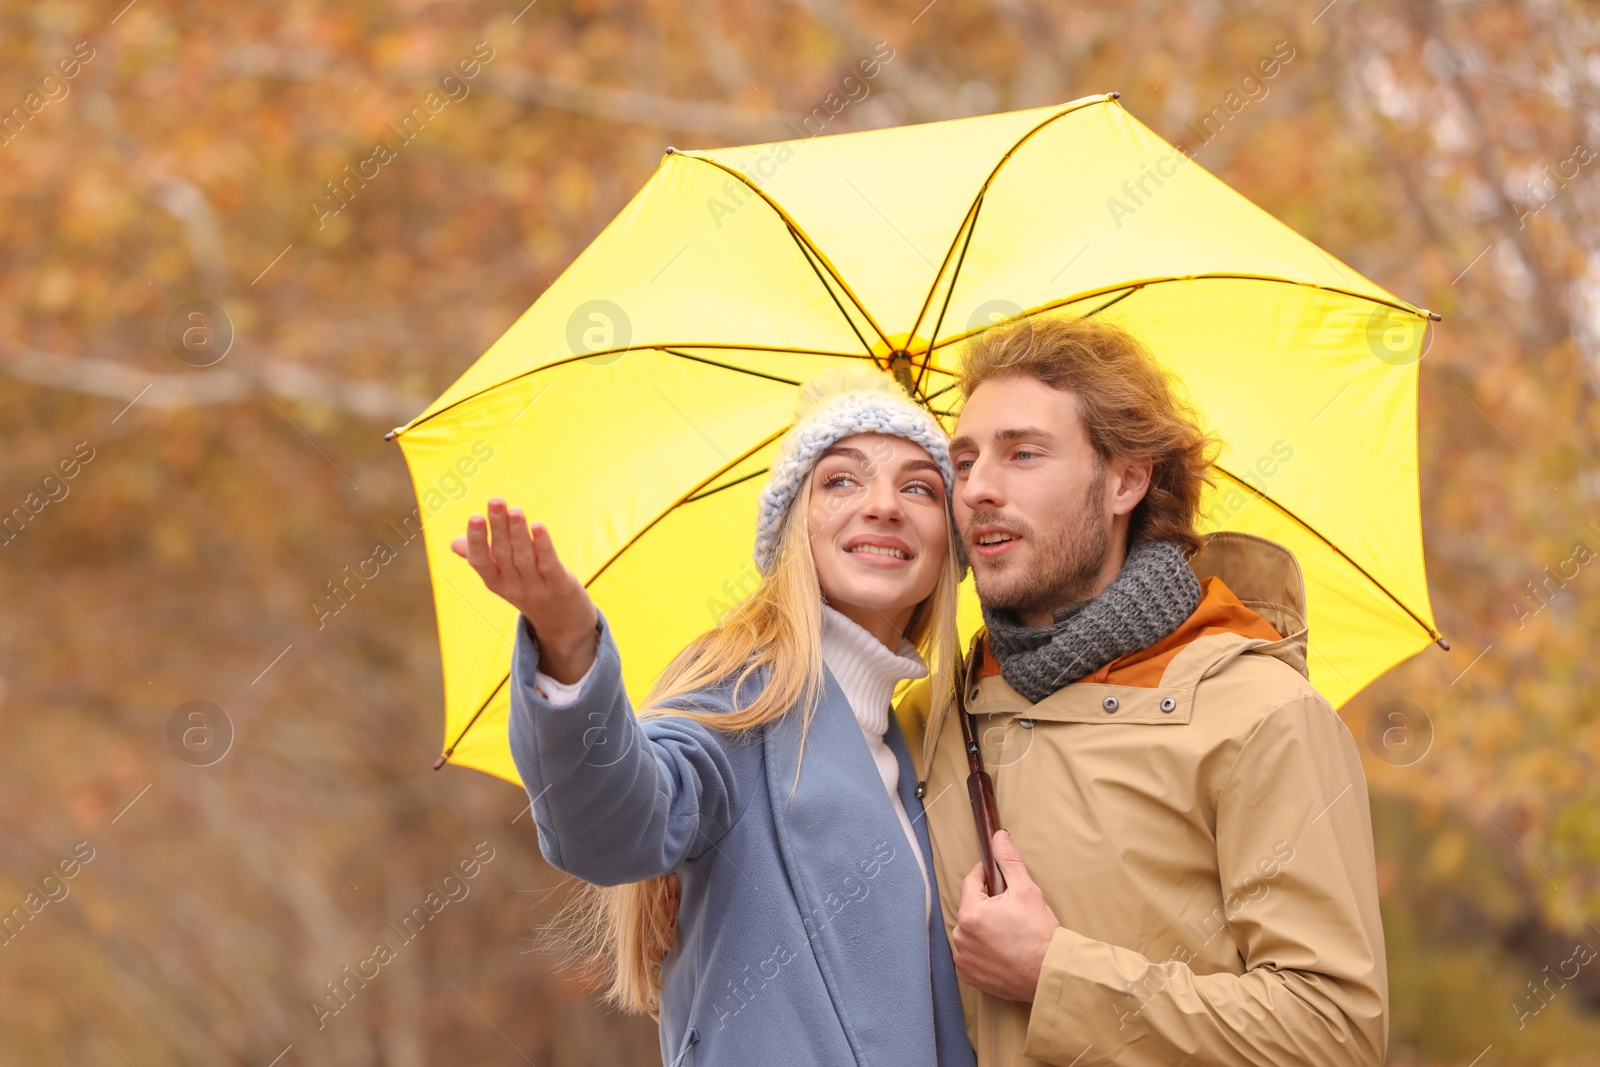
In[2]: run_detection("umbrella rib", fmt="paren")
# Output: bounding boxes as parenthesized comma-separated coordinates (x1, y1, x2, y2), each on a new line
(655, 342, 872, 355)
(914, 192, 986, 398)
(924, 284, 1137, 357)
(683, 466, 770, 503)
(675, 153, 892, 351)
(389, 347, 669, 438)
(923, 274, 1435, 357)
(1079, 287, 1140, 318)
(908, 94, 1115, 351)
(659, 348, 804, 386)
(439, 673, 509, 767)
(389, 344, 875, 439)
(583, 426, 792, 590)
(902, 92, 1438, 357)
(1211, 464, 1444, 647)
(907, 190, 981, 351)
(782, 226, 879, 357)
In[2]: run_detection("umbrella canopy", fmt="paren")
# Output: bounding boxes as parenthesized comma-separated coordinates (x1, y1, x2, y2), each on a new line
(390, 92, 1442, 786)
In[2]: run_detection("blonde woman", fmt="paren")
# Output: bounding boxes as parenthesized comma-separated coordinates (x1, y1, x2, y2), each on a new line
(454, 371, 976, 1067)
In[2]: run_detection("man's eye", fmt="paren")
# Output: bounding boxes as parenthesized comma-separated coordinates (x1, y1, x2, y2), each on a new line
(1014, 449, 1038, 461)
(955, 458, 973, 473)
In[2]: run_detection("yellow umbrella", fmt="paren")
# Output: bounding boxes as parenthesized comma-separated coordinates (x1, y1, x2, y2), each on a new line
(389, 92, 1444, 786)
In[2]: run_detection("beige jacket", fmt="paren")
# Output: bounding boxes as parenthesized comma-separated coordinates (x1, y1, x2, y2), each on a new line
(901, 532, 1388, 1066)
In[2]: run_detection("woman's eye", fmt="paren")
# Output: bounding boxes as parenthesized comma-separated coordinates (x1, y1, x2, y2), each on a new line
(823, 473, 858, 489)
(902, 481, 935, 497)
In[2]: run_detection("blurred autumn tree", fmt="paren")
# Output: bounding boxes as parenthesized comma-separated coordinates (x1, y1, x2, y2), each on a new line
(0, 0, 1597, 1064)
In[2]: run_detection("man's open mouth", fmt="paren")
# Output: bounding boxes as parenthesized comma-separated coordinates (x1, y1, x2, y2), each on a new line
(969, 525, 1022, 557)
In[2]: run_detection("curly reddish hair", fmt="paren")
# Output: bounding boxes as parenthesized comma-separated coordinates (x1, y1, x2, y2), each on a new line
(957, 314, 1220, 556)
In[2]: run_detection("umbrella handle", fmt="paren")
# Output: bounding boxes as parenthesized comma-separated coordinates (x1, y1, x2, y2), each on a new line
(967, 769, 1006, 896)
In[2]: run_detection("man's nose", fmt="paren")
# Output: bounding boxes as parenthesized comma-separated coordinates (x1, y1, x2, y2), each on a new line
(959, 454, 1002, 512)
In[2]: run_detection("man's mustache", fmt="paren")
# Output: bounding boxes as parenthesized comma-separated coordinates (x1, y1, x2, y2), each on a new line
(961, 509, 1032, 544)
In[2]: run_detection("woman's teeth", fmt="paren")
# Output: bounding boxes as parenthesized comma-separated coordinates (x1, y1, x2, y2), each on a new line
(848, 544, 907, 559)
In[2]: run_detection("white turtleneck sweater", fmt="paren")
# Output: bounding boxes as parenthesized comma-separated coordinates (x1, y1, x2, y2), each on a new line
(530, 605, 933, 921)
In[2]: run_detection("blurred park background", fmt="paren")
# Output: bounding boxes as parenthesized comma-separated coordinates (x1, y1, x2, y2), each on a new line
(2, 0, 1598, 1063)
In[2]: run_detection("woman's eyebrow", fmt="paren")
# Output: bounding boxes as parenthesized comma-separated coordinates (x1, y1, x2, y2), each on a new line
(818, 444, 869, 463)
(899, 458, 943, 475)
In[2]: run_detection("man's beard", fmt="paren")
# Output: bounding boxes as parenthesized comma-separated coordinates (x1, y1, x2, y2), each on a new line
(966, 471, 1110, 621)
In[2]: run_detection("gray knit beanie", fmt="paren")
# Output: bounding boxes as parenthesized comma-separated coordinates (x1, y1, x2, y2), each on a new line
(753, 368, 956, 576)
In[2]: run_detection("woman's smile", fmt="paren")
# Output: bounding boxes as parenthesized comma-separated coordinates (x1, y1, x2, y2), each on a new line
(842, 533, 915, 566)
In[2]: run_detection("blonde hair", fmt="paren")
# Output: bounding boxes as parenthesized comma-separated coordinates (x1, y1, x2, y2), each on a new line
(542, 462, 962, 1017)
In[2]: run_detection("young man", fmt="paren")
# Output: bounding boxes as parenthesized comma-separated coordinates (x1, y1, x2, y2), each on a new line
(918, 315, 1387, 1066)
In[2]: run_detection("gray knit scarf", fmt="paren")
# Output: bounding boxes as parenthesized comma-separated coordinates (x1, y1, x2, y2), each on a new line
(979, 538, 1201, 703)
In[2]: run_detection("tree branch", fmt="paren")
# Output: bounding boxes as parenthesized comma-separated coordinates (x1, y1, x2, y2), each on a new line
(2, 347, 429, 425)
(486, 66, 788, 141)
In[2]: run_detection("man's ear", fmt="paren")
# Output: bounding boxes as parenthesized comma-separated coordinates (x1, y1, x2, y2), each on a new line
(1105, 455, 1153, 518)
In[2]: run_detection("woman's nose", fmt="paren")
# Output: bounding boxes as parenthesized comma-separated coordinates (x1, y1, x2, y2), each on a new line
(860, 480, 904, 521)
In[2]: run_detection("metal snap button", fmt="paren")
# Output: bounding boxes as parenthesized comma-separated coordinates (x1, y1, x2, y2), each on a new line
(1160, 697, 1177, 713)
(1102, 696, 1119, 712)
(1019, 717, 1035, 729)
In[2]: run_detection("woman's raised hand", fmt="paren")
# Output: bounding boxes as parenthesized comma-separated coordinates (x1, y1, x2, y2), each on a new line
(451, 498, 599, 684)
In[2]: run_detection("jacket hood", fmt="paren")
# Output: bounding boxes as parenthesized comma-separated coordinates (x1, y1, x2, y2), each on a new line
(979, 531, 1310, 688)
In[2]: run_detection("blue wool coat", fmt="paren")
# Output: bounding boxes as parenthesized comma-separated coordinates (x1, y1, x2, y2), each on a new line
(508, 610, 977, 1067)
